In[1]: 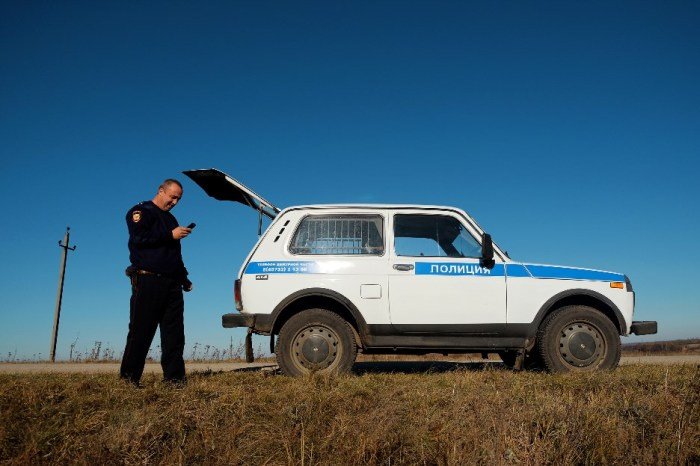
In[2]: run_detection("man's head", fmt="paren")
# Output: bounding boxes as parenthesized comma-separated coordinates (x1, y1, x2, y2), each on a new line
(153, 179, 183, 211)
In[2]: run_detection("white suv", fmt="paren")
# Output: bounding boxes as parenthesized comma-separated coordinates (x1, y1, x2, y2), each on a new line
(184, 168, 657, 376)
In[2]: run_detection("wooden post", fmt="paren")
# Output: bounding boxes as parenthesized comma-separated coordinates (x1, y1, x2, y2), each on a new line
(50, 227, 76, 362)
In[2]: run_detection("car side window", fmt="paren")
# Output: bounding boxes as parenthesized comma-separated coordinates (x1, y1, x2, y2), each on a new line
(289, 214, 384, 255)
(394, 214, 481, 258)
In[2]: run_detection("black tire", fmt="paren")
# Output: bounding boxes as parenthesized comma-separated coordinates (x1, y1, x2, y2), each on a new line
(275, 309, 357, 377)
(536, 305, 621, 373)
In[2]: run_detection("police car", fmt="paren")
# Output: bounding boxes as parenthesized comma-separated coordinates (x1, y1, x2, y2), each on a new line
(184, 168, 657, 376)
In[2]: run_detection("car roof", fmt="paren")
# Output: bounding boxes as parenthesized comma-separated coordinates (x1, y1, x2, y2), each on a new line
(281, 204, 461, 211)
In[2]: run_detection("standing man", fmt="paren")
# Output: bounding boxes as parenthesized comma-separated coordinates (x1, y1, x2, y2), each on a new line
(120, 179, 193, 385)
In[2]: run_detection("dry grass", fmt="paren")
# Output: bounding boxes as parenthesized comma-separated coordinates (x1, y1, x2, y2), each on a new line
(1, 364, 698, 465)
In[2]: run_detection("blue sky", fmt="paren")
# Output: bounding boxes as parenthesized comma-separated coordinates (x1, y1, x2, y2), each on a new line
(1, 1, 698, 360)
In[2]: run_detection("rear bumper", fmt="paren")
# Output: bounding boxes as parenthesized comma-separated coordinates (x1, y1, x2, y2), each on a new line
(222, 313, 273, 334)
(630, 321, 657, 335)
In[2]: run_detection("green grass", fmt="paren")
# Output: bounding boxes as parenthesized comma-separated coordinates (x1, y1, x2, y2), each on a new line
(1, 364, 698, 465)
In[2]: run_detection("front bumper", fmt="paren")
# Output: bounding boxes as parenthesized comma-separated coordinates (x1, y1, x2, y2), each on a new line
(222, 313, 273, 334)
(630, 321, 658, 335)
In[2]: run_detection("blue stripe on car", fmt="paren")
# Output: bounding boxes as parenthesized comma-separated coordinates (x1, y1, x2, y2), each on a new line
(245, 261, 320, 274)
(505, 264, 531, 277)
(525, 264, 624, 282)
(245, 261, 623, 282)
(414, 262, 505, 276)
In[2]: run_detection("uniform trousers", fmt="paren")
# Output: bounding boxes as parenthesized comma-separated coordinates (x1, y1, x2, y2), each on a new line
(120, 273, 186, 383)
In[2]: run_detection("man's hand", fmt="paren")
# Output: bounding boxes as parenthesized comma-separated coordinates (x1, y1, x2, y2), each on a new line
(183, 278, 193, 292)
(172, 226, 192, 240)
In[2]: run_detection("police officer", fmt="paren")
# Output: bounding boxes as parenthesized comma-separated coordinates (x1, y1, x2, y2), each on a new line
(120, 178, 193, 385)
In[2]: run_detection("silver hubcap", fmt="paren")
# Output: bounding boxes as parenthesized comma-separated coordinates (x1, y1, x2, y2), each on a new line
(292, 325, 339, 371)
(558, 322, 605, 368)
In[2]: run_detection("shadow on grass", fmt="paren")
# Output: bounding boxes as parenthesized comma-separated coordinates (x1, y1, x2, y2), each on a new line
(352, 360, 504, 374)
(186, 364, 278, 380)
(187, 361, 509, 379)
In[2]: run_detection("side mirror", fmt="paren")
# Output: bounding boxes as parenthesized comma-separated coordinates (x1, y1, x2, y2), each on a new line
(480, 233, 495, 269)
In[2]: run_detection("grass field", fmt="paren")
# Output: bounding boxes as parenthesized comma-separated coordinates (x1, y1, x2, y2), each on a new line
(1, 364, 698, 465)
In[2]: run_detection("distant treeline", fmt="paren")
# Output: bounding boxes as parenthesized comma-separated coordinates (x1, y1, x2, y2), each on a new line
(623, 338, 700, 354)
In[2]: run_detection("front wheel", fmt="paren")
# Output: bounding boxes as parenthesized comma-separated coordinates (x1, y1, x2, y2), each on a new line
(276, 309, 357, 377)
(536, 305, 621, 373)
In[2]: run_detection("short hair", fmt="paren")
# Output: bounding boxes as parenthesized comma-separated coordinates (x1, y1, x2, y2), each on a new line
(159, 179, 183, 191)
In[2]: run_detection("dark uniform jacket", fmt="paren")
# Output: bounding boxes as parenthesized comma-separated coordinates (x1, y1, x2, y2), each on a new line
(126, 201, 188, 280)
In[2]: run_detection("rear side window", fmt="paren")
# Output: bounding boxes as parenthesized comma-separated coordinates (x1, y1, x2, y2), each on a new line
(290, 215, 384, 255)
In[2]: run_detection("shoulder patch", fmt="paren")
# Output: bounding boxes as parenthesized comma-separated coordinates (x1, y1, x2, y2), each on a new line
(132, 211, 142, 223)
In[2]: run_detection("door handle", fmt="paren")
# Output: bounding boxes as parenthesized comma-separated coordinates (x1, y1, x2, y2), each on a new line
(393, 264, 414, 271)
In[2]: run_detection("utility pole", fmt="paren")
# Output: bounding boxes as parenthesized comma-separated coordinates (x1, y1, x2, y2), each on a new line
(50, 227, 76, 362)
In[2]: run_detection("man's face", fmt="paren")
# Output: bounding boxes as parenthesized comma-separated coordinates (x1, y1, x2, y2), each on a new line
(156, 184, 183, 211)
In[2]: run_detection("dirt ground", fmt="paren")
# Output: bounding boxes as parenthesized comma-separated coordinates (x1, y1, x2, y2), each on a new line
(0, 361, 276, 374)
(0, 355, 697, 374)
(619, 355, 700, 365)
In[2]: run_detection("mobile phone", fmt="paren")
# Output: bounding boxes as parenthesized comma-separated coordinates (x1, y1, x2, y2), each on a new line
(187, 222, 196, 229)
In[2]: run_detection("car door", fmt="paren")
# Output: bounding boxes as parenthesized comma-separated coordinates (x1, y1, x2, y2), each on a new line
(388, 210, 506, 333)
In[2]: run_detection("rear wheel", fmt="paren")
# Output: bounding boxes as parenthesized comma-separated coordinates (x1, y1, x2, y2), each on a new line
(537, 305, 620, 373)
(276, 309, 357, 376)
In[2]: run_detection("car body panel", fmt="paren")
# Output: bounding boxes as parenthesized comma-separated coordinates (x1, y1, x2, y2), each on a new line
(184, 167, 652, 352)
